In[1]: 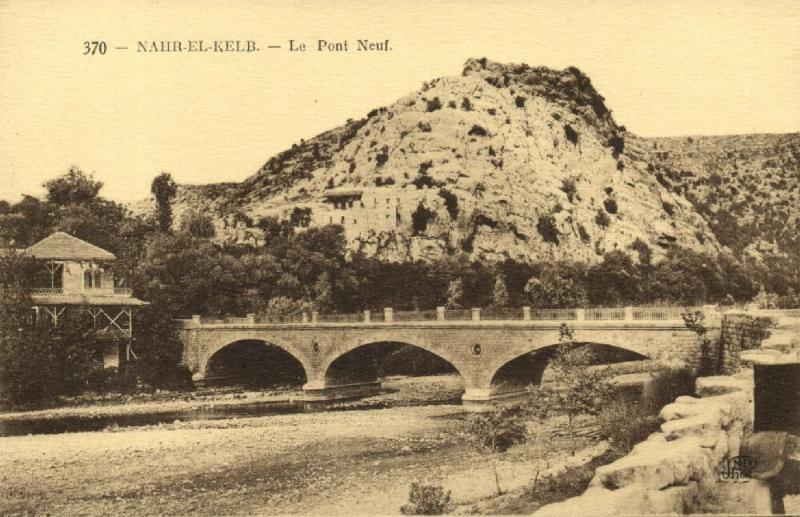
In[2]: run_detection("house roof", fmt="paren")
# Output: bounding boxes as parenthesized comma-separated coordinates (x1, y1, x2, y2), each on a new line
(24, 232, 116, 261)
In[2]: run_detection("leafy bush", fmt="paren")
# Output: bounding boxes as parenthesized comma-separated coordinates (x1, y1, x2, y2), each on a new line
(524, 449, 621, 505)
(643, 366, 696, 414)
(560, 178, 578, 202)
(400, 483, 451, 515)
(437, 189, 459, 219)
(417, 121, 432, 132)
(537, 215, 560, 244)
(465, 407, 526, 453)
(515, 96, 526, 108)
(597, 399, 661, 453)
(425, 97, 442, 112)
(447, 100, 457, 109)
(468, 125, 488, 137)
(180, 211, 216, 238)
(578, 224, 590, 243)
(411, 203, 436, 235)
(608, 135, 625, 158)
(375, 146, 389, 167)
(595, 209, 610, 228)
(564, 124, 579, 145)
(461, 97, 472, 111)
(603, 198, 618, 215)
(131, 306, 194, 391)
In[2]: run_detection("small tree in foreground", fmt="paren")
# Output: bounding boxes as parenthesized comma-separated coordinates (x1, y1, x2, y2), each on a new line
(400, 482, 451, 515)
(464, 407, 527, 495)
(524, 324, 612, 455)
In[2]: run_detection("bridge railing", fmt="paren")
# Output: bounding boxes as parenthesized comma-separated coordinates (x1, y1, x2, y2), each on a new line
(481, 308, 525, 321)
(444, 309, 472, 321)
(393, 310, 438, 322)
(183, 305, 740, 327)
(632, 306, 688, 321)
(584, 307, 626, 321)
(531, 308, 577, 321)
(317, 312, 364, 323)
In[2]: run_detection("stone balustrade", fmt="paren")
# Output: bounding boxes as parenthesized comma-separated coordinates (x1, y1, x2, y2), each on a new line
(185, 305, 735, 326)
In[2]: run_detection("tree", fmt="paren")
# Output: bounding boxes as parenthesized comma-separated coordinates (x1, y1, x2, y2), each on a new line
(180, 211, 216, 239)
(445, 278, 464, 309)
(524, 324, 612, 455)
(131, 306, 192, 390)
(312, 272, 334, 313)
(151, 172, 177, 232)
(464, 407, 527, 495)
(489, 274, 510, 309)
(44, 167, 103, 206)
(0, 253, 102, 406)
(525, 263, 588, 308)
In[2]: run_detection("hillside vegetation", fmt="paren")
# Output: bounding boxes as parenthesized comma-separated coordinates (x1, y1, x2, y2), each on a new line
(642, 133, 800, 294)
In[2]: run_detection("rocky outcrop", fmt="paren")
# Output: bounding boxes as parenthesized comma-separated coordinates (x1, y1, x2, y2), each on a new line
(168, 59, 723, 264)
(533, 372, 754, 516)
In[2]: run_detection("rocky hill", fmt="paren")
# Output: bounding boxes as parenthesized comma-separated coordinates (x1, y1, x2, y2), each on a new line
(171, 58, 725, 263)
(640, 133, 800, 265)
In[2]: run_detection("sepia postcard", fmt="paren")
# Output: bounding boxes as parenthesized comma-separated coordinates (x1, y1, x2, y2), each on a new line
(0, 1, 798, 515)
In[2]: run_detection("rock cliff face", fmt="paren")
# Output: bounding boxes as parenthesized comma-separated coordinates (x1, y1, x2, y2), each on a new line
(173, 58, 722, 263)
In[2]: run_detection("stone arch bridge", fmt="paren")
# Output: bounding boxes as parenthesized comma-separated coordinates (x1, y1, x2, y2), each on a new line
(178, 306, 717, 407)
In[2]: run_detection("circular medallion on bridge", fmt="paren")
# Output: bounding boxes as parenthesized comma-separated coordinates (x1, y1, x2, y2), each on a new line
(311, 339, 320, 353)
(471, 343, 482, 356)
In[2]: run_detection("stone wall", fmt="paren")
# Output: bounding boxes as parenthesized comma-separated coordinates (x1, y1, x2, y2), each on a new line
(533, 372, 754, 516)
(718, 313, 775, 373)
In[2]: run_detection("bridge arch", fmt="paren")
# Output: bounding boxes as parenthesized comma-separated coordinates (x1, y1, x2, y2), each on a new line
(199, 336, 312, 385)
(322, 340, 464, 390)
(489, 342, 650, 396)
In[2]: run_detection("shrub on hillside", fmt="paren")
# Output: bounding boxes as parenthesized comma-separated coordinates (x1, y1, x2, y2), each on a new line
(437, 188, 459, 219)
(425, 97, 443, 112)
(595, 209, 610, 228)
(560, 178, 578, 203)
(411, 202, 436, 235)
(564, 124, 579, 145)
(400, 483, 451, 515)
(537, 215, 560, 244)
(468, 125, 489, 137)
(603, 198, 618, 215)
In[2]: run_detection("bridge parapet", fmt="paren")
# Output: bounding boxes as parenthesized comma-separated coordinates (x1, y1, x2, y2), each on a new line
(178, 305, 724, 328)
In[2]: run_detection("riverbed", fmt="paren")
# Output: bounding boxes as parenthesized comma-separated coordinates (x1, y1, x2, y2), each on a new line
(0, 375, 602, 515)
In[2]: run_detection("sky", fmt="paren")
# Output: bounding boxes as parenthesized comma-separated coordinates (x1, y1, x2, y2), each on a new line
(1, 0, 798, 204)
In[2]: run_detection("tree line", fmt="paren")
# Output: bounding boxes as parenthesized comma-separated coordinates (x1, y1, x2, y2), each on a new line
(1, 167, 798, 407)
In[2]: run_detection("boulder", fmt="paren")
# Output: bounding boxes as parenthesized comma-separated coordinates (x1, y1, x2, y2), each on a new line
(695, 376, 752, 397)
(591, 436, 713, 490)
(533, 483, 698, 516)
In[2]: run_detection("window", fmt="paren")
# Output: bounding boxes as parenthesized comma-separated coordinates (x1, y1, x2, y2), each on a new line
(94, 270, 102, 288)
(341, 216, 345, 224)
(84, 270, 93, 289)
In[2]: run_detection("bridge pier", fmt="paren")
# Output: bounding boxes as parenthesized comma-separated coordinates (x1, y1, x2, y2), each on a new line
(461, 387, 531, 411)
(302, 380, 383, 402)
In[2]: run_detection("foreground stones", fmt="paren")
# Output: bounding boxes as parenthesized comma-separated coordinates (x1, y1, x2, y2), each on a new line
(533, 372, 754, 516)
